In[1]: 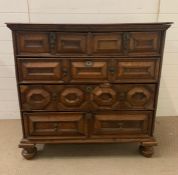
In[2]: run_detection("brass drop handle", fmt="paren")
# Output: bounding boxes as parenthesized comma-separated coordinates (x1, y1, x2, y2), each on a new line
(109, 67, 115, 74)
(85, 86, 93, 93)
(52, 93, 58, 101)
(62, 68, 68, 76)
(53, 123, 59, 131)
(119, 92, 126, 100)
(117, 122, 124, 128)
(85, 61, 93, 67)
(49, 32, 56, 49)
(123, 32, 130, 50)
(85, 112, 93, 120)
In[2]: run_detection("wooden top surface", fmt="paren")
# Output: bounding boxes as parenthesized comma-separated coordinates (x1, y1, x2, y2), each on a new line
(6, 22, 172, 31)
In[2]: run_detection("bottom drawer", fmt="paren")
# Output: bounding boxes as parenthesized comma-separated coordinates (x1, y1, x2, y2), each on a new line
(90, 111, 152, 138)
(23, 112, 87, 139)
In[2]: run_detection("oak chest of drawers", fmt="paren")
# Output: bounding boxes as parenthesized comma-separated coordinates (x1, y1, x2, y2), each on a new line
(7, 23, 171, 159)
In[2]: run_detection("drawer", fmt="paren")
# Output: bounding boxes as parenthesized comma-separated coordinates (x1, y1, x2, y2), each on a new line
(90, 111, 152, 138)
(56, 33, 87, 54)
(91, 84, 155, 110)
(20, 84, 155, 111)
(68, 59, 111, 82)
(20, 85, 89, 111)
(17, 32, 50, 55)
(17, 59, 65, 83)
(91, 32, 124, 55)
(23, 112, 87, 138)
(113, 58, 159, 82)
(128, 32, 161, 56)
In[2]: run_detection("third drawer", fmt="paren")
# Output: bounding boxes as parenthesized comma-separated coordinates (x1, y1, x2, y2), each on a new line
(20, 84, 156, 111)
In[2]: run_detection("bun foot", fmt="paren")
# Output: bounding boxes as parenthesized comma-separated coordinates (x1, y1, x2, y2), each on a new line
(139, 145, 154, 158)
(21, 146, 37, 160)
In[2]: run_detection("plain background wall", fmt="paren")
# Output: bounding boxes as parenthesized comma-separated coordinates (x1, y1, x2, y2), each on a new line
(0, 0, 177, 119)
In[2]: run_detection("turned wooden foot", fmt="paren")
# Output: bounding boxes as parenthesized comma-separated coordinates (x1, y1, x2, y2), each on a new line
(139, 145, 154, 158)
(19, 143, 37, 160)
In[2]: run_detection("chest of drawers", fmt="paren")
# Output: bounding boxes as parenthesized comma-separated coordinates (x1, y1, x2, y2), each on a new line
(7, 23, 171, 159)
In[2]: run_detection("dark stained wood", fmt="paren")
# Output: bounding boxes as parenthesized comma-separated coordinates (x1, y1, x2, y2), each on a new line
(7, 23, 171, 159)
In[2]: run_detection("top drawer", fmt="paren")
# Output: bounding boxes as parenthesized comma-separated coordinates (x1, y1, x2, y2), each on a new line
(16, 32, 88, 56)
(127, 32, 161, 56)
(16, 31, 161, 56)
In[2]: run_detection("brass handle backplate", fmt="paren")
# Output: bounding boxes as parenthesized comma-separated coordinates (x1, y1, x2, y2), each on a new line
(85, 86, 93, 92)
(109, 67, 115, 74)
(49, 32, 56, 49)
(85, 61, 93, 67)
(123, 32, 130, 51)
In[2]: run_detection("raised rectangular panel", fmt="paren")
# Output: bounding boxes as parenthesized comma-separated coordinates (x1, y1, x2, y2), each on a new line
(128, 32, 161, 56)
(70, 59, 110, 82)
(90, 111, 152, 138)
(16, 32, 50, 55)
(114, 59, 159, 82)
(91, 33, 123, 55)
(56, 33, 87, 54)
(23, 112, 87, 138)
(18, 59, 63, 83)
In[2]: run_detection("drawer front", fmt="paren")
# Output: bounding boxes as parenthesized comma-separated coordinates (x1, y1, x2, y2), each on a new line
(128, 32, 161, 56)
(69, 59, 111, 82)
(91, 84, 155, 110)
(23, 112, 87, 138)
(17, 32, 50, 55)
(90, 111, 152, 138)
(91, 33, 124, 55)
(18, 59, 64, 83)
(20, 85, 89, 111)
(20, 84, 155, 111)
(114, 59, 159, 82)
(56, 33, 87, 54)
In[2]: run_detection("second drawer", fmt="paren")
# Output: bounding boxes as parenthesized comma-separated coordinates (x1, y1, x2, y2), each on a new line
(17, 58, 159, 83)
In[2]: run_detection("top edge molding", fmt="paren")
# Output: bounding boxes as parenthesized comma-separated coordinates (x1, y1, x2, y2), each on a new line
(6, 22, 173, 31)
